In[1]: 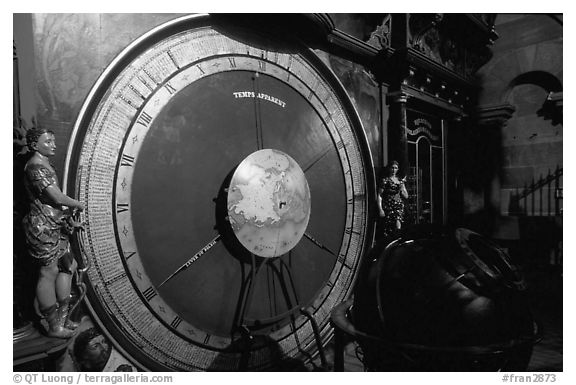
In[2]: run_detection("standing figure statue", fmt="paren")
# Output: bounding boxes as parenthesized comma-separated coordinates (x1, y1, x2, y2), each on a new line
(377, 160, 408, 237)
(22, 127, 85, 338)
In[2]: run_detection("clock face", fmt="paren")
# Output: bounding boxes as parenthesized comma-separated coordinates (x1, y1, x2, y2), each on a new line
(65, 15, 375, 371)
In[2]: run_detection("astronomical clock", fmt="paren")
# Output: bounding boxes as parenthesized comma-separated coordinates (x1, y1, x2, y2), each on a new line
(64, 14, 376, 371)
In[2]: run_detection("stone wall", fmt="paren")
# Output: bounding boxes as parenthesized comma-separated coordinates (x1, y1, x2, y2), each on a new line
(27, 14, 183, 175)
(473, 14, 562, 266)
(477, 14, 562, 217)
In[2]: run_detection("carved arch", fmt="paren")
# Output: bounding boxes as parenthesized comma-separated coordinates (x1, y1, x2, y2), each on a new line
(502, 70, 562, 102)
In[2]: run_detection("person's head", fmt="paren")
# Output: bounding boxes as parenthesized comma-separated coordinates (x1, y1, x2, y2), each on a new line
(26, 127, 57, 157)
(73, 327, 111, 371)
(386, 160, 399, 177)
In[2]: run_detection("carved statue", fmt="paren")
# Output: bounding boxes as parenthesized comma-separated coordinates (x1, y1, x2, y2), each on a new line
(22, 127, 85, 338)
(377, 160, 409, 236)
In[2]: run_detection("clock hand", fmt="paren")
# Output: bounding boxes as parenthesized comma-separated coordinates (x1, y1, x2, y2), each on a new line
(303, 232, 337, 257)
(302, 144, 332, 173)
(252, 72, 263, 150)
(158, 234, 221, 288)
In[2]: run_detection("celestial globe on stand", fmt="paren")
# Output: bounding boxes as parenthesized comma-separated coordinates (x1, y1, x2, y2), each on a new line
(352, 225, 540, 371)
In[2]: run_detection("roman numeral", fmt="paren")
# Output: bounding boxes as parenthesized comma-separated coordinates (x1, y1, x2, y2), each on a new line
(136, 111, 153, 127)
(164, 83, 177, 95)
(142, 287, 157, 301)
(258, 60, 266, 72)
(120, 154, 135, 167)
(336, 140, 345, 150)
(170, 316, 183, 329)
(203, 334, 211, 345)
(116, 203, 129, 214)
(196, 64, 205, 74)
(228, 57, 237, 68)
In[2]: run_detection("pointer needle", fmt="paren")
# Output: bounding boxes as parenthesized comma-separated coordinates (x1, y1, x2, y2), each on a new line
(303, 145, 331, 173)
(253, 72, 263, 150)
(303, 232, 336, 256)
(158, 234, 222, 288)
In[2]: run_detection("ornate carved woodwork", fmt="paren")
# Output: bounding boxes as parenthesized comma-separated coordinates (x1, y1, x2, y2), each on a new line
(407, 14, 497, 79)
(215, 14, 496, 114)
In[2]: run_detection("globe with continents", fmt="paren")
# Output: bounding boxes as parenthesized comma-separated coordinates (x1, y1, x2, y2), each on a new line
(227, 149, 311, 258)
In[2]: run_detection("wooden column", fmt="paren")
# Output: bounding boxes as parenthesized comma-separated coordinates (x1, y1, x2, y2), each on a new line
(386, 91, 410, 175)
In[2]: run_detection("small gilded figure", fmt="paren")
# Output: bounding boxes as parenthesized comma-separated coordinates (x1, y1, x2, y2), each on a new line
(377, 160, 408, 236)
(22, 127, 85, 338)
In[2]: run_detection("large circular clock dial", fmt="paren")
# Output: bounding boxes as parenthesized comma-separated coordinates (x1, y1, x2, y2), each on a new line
(65, 14, 375, 371)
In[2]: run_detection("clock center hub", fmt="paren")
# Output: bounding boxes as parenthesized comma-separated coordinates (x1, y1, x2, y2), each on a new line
(227, 149, 311, 258)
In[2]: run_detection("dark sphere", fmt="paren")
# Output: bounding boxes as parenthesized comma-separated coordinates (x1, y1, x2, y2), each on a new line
(352, 225, 538, 371)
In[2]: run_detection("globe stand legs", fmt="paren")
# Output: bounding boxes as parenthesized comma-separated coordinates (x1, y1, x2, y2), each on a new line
(300, 308, 328, 370)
